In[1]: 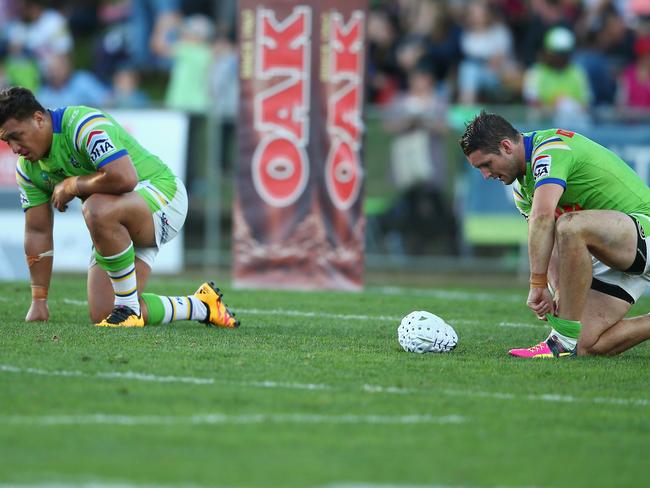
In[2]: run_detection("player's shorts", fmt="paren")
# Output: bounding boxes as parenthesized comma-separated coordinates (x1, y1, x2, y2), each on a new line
(89, 176, 188, 269)
(591, 213, 650, 304)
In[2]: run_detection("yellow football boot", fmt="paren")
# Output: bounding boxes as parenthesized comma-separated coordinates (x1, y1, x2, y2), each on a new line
(194, 281, 240, 328)
(95, 305, 144, 328)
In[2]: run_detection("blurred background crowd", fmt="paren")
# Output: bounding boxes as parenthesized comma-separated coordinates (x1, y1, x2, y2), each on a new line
(1, 0, 649, 118)
(0, 0, 238, 117)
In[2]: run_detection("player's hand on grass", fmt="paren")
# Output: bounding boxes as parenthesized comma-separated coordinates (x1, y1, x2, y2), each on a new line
(51, 176, 79, 212)
(526, 287, 553, 321)
(26, 298, 49, 322)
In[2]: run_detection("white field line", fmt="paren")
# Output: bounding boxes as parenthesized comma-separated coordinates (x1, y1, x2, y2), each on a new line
(324, 485, 503, 488)
(59, 299, 537, 330)
(0, 365, 327, 390)
(2, 413, 466, 426)
(370, 286, 524, 302)
(2, 364, 649, 408)
(361, 384, 650, 407)
(0, 485, 200, 488)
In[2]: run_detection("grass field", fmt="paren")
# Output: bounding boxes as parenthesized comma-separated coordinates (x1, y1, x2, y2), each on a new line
(1, 274, 650, 488)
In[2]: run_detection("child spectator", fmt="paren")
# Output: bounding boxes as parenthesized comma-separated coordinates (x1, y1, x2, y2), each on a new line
(153, 14, 215, 112)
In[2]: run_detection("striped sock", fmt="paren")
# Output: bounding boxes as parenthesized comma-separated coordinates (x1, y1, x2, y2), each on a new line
(95, 243, 140, 315)
(141, 293, 207, 325)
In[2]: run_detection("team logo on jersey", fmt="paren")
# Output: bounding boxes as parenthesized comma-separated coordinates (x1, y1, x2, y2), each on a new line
(533, 154, 551, 180)
(86, 130, 116, 164)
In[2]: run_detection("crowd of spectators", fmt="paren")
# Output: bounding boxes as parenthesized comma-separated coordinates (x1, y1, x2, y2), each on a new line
(368, 0, 650, 121)
(0, 0, 649, 119)
(0, 0, 238, 116)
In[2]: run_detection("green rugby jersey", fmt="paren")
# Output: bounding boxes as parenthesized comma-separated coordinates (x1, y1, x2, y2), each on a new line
(512, 128, 650, 232)
(15, 106, 178, 212)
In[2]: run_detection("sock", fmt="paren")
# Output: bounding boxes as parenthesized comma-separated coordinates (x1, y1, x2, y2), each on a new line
(95, 243, 140, 315)
(141, 293, 207, 325)
(546, 314, 581, 349)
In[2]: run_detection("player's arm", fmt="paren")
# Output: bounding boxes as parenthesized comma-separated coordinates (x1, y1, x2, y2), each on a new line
(527, 183, 564, 318)
(51, 156, 138, 212)
(24, 203, 54, 321)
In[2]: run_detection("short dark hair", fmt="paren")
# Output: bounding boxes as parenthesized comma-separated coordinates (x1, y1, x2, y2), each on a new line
(458, 110, 520, 156)
(0, 86, 45, 126)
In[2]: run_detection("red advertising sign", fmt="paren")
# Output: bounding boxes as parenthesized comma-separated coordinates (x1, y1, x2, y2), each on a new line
(234, 0, 367, 290)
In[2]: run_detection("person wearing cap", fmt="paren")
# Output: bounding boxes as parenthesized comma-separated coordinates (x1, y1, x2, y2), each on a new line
(523, 27, 591, 120)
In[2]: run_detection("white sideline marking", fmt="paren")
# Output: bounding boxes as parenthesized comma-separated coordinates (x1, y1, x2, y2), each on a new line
(59, 299, 537, 330)
(362, 384, 650, 407)
(0, 365, 328, 390)
(0, 484, 199, 488)
(3, 413, 466, 426)
(325, 485, 486, 488)
(371, 286, 523, 302)
(2, 364, 649, 408)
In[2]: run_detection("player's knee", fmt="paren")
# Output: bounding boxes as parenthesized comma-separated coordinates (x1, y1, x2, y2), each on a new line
(555, 212, 584, 240)
(82, 194, 114, 228)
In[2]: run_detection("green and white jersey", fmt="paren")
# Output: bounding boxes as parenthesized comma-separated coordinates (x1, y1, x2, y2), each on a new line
(15, 106, 178, 212)
(512, 128, 650, 232)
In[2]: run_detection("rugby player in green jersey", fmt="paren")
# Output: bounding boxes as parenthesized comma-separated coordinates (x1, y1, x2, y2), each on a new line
(0, 86, 239, 329)
(460, 111, 650, 357)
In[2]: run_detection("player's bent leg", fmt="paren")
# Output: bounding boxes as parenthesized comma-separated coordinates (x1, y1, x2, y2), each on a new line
(88, 257, 151, 325)
(140, 281, 240, 328)
(84, 192, 155, 327)
(578, 289, 635, 356)
(555, 210, 638, 321)
(82, 193, 157, 253)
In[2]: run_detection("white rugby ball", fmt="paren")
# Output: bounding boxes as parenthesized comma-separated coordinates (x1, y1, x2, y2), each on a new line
(398, 311, 458, 354)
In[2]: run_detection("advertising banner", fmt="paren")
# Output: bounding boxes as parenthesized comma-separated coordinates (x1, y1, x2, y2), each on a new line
(234, 0, 367, 290)
(0, 110, 188, 281)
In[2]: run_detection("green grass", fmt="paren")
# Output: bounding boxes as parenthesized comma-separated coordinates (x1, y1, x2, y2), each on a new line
(1, 275, 650, 488)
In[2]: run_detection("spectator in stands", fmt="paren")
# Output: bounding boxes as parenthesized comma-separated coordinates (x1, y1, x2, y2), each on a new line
(395, 1, 461, 101)
(380, 59, 458, 255)
(4, 0, 73, 72)
(92, 0, 132, 80)
(422, 1, 462, 93)
(457, 1, 522, 104)
(110, 66, 149, 108)
(153, 13, 214, 112)
(520, 0, 572, 67)
(618, 35, 650, 110)
(37, 53, 111, 108)
(576, 3, 636, 106)
(129, 0, 181, 71)
(366, 7, 401, 105)
(523, 26, 591, 125)
(210, 35, 238, 118)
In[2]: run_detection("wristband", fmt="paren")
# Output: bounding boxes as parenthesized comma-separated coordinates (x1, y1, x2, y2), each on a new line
(529, 273, 548, 288)
(31, 285, 48, 300)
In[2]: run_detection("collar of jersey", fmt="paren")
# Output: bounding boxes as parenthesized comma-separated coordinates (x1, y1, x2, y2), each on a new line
(523, 131, 536, 165)
(48, 107, 66, 134)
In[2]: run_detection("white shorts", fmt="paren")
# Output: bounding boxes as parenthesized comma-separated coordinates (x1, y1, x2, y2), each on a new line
(89, 177, 188, 269)
(591, 231, 650, 304)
